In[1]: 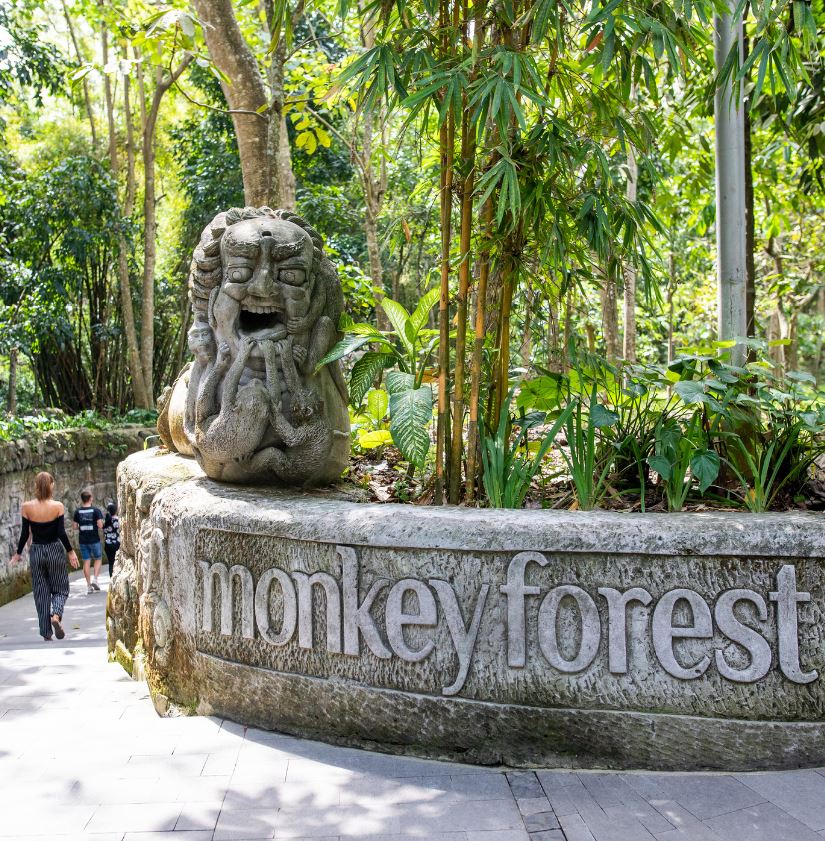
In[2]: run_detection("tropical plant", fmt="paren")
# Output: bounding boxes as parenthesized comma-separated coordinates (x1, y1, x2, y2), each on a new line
(649, 414, 720, 512)
(318, 288, 439, 467)
(349, 388, 393, 452)
(559, 385, 619, 511)
(481, 389, 572, 509)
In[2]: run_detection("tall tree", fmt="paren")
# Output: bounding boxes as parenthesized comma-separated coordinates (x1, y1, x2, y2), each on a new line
(714, 2, 748, 363)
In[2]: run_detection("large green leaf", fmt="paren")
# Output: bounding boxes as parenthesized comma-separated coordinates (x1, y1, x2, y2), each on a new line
(314, 335, 373, 371)
(366, 388, 389, 424)
(590, 403, 618, 428)
(348, 352, 397, 407)
(690, 449, 720, 493)
(389, 384, 433, 468)
(380, 298, 413, 355)
(385, 370, 415, 395)
(516, 376, 562, 411)
(408, 286, 440, 340)
(648, 454, 672, 481)
(674, 380, 707, 405)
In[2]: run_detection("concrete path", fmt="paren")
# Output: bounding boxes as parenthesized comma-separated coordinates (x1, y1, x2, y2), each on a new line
(2, 575, 825, 841)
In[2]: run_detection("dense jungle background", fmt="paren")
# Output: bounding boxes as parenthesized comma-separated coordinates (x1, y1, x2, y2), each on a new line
(1, 0, 824, 510)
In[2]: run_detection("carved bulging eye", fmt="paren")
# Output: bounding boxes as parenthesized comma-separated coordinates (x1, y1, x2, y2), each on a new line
(228, 267, 252, 283)
(280, 268, 306, 285)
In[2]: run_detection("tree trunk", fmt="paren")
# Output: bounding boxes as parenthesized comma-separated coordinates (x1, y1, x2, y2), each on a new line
(278, 112, 296, 209)
(6, 346, 18, 416)
(623, 144, 638, 363)
(449, 101, 476, 504)
(141, 57, 193, 405)
(715, 0, 748, 364)
(193, 0, 276, 206)
(743, 25, 756, 342)
(65, 0, 97, 152)
(466, 199, 492, 503)
(816, 287, 825, 379)
(667, 251, 676, 364)
(434, 0, 454, 504)
(103, 31, 150, 407)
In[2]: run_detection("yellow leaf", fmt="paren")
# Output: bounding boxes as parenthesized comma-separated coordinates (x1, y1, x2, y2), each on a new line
(358, 429, 393, 448)
(316, 127, 332, 147)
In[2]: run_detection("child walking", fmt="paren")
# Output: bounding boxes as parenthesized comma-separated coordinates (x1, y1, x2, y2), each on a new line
(10, 472, 79, 641)
(103, 502, 120, 580)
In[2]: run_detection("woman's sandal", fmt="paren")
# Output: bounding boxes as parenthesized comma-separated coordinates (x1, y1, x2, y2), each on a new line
(51, 615, 65, 640)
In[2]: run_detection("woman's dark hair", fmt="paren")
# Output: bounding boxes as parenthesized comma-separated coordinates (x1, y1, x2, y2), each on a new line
(34, 472, 54, 501)
(107, 502, 117, 515)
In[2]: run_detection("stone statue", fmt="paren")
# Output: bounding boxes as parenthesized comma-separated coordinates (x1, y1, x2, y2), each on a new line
(158, 207, 350, 485)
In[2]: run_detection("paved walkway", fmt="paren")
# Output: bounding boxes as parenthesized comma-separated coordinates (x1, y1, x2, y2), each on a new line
(2, 575, 825, 841)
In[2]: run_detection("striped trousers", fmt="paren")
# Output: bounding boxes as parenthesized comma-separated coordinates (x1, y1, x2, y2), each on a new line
(30, 542, 69, 639)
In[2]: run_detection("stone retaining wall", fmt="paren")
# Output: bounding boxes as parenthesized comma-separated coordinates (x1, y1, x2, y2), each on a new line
(0, 427, 155, 605)
(112, 448, 825, 771)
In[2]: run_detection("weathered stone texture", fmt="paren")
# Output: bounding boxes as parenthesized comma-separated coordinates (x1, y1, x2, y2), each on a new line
(0, 426, 153, 605)
(112, 449, 825, 770)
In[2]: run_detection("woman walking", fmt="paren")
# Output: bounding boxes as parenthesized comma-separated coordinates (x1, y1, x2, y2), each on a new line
(10, 472, 79, 641)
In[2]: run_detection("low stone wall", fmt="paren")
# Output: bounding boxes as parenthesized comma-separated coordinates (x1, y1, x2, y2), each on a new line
(0, 426, 155, 605)
(112, 448, 825, 771)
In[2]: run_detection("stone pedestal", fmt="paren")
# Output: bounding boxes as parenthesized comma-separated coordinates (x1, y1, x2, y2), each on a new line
(110, 449, 825, 771)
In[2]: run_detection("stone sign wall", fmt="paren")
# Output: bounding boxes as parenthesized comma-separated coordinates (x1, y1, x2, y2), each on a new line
(0, 427, 153, 606)
(112, 449, 825, 771)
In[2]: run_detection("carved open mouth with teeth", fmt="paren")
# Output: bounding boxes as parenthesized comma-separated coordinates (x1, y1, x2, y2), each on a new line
(238, 303, 283, 337)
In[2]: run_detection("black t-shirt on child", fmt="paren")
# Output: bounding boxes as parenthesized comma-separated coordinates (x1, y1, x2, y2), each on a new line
(74, 506, 103, 544)
(103, 513, 120, 548)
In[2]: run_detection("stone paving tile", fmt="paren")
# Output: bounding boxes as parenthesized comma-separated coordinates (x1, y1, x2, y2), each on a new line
(653, 824, 724, 841)
(506, 771, 544, 799)
(736, 770, 825, 831)
(703, 801, 824, 841)
(558, 814, 597, 841)
(123, 834, 213, 840)
(523, 811, 560, 832)
(276, 802, 401, 836)
(530, 832, 565, 841)
(647, 774, 767, 821)
(85, 803, 183, 834)
(174, 800, 223, 830)
(393, 798, 523, 834)
(517, 797, 553, 816)
(213, 807, 281, 840)
(0, 804, 98, 837)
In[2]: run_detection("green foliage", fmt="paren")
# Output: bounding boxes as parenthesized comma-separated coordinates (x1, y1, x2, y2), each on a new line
(481, 389, 572, 509)
(0, 408, 156, 443)
(349, 388, 393, 452)
(648, 414, 719, 511)
(559, 385, 618, 511)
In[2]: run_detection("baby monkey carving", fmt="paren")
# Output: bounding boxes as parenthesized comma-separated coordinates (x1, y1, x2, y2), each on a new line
(244, 337, 340, 484)
(195, 340, 270, 463)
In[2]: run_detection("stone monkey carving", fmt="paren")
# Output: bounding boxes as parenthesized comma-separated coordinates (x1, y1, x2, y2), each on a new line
(195, 339, 270, 462)
(244, 338, 341, 484)
(158, 206, 350, 485)
(184, 317, 218, 447)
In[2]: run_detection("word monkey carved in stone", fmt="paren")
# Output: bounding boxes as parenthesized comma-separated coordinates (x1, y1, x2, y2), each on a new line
(158, 207, 350, 485)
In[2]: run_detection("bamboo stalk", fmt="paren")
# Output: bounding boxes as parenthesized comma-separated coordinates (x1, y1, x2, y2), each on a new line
(466, 198, 493, 502)
(448, 0, 478, 505)
(434, 0, 454, 505)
